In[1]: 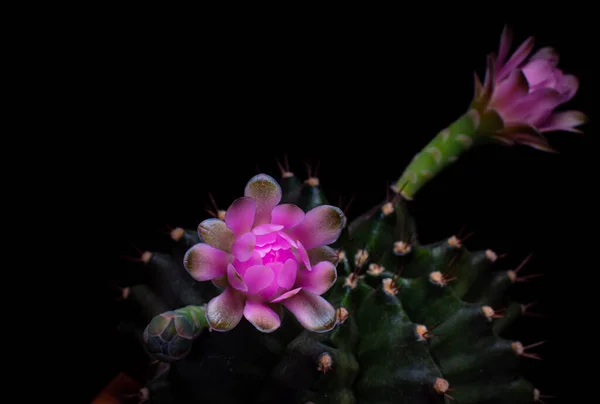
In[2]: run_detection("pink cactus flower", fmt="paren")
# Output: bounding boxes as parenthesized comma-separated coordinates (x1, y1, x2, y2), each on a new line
(473, 25, 587, 151)
(183, 174, 345, 333)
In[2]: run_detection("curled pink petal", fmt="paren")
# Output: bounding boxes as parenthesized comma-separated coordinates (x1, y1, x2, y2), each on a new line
(225, 197, 256, 236)
(556, 74, 579, 103)
(521, 59, 555, 88)
(270, 287, 302, 303)
(539, 110, 587, 133)
(307, 246, 339, 266)
(244, 174, 282, 226)
(232, 232, 256, 262)
(295, 261, 337, 295)
(197, 218, 235, 253)
(290, 205, 345, 250)
(255, 232, 276, 247)
(206, 287, 246, 331)
(270, 204, 305, 229)
(296, 240, 312, 271)
(232, 252, 262, 277)
(278, 231, 297, 248)
(278, 258, 297, 289)
(496, 36, 534, 81)
(183, 243, 230, 281)
(243, 265, 275, 294)
(529, 46, 559, 66)
(281, 289, 337, 332)
(252, 223, 284, 235)
(501, 88, 562, 125)
(495, 25, 513, 68)
(489, 69, 529, 111)
(227, 264, 248, 292)
(243, 300, 281, 333)
(270, 234, 290, 251)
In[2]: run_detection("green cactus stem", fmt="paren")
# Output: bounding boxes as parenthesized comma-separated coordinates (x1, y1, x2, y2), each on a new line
(394, 108, 505, 199)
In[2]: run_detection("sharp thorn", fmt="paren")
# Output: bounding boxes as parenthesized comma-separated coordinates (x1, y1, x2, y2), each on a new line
(514, 253, 533, 274)
(275, 157, 285, 175)
(521, 352, 542, 360)
(284, 153, 290, 172)
(460, 231, 474, 243)
(444, 393, 455, 401)
(523, 340, 547, 350)
(516, 273, 545, 282)
(208, 192, 219, 213)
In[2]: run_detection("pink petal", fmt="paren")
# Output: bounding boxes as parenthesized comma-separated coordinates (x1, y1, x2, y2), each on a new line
(252, 223, 284, 235)
(227, 264, 248, 292)
(270, 287, 302, 303)
(255, 232, 276, 247)
(489, 69, 529, 111)
(197, 218, 235, 253)
(274, 249, 294, 263)
(278, 258, 298, 289)
(243, 265, 275, 295)
(212, 275, 228, 289)
(243, 300, 281, 333)
(225, 197, 256, 236)
(501, 88, 562, 126)
(266, 261, 283, 276)
(295, 261, 337, 295)
(232, 251, 262, 277)
(281, 289, 337, 332)
(289, 205, 345, 250)
(495, 25, 513, 69)
(539, 110, 588, 133)
(206, 287, 246, 331)
(521, 59, 555, 89)
(231, 232, 256, 262)
(270, 204, 305, 229)
(255, 246, 271, 258)
(556, 74, 579, 103)
(529, 46, 559, 67)
(244, 174, 282, 226)
(278, 231, 297, 248)
(496, 36, 535, 81)
(270, 234, 290, 251)
(307, 246, 339, 266)
(183, 243, 231, 281)
(296, 240, 312, 271)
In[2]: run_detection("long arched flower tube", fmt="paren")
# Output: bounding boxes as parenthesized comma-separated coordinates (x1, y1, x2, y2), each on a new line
(394, 25, 588, 200)
(183, 174, 345, 333)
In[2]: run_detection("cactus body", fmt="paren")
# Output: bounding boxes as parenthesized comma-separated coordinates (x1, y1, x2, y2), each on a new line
(119, 170, 545, 404)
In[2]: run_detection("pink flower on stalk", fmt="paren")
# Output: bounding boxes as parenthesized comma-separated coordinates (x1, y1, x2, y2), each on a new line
(183, 174, 345, 333)
(473, 25, 587, 151)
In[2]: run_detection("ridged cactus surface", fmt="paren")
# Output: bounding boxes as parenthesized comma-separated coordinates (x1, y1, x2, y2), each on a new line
(112, 24, 588, 403)
(119, 170, 546, 404)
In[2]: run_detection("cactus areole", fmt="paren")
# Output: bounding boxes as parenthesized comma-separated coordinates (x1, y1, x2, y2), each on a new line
(119, 25, 586, 403)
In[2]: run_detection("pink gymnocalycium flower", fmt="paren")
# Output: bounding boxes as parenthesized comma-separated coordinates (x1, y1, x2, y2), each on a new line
(472, 25, 587, 151)
(183, 173, 345, 334)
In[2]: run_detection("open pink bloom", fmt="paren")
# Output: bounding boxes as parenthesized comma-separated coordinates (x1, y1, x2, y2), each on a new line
(183, 174, 345, 333)
(473, 25, 587, 151)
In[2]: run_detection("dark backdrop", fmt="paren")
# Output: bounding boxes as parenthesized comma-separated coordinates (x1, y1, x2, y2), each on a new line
(88, 12, 593, 403)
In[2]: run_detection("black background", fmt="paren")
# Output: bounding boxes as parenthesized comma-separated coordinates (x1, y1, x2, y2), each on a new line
(87, 10, 594, 403)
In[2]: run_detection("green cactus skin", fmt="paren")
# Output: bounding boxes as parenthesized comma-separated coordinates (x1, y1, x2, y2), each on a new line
(117, 169, 548, 404)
